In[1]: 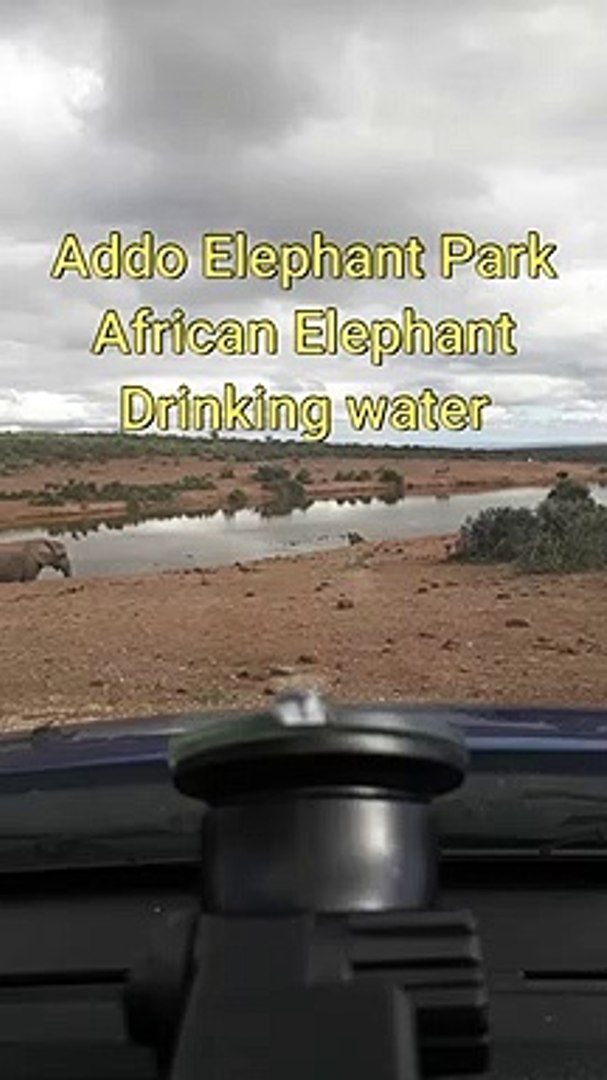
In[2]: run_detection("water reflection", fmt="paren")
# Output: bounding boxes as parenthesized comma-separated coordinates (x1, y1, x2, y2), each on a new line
(47, 490, 411, 538)
(8, 485, 607, 580)
(48, 502, 225, 539)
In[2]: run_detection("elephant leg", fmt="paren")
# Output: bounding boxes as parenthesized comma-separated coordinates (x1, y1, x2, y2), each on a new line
(22, 555, 40, 582)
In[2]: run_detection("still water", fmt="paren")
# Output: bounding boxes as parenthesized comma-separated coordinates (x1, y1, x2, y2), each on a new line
(4, 486, 607, 579)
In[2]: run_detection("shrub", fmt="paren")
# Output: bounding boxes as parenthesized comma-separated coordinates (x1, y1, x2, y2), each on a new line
(261, 477, 312, 516)
(456, 506, 537, 563)
(455, 481, 607, 574)
(253, 464, 291, 483)
(178, 474, 216, 491)
(377, 467, 404, 496)
(226, 488, 248, 511)
(521, 499, 607, 573)
(546, 477, 592, 503)
(29, 491, 63, 506)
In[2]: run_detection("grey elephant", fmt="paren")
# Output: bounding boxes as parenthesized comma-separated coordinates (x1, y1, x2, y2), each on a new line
(0, 538, 72, 582)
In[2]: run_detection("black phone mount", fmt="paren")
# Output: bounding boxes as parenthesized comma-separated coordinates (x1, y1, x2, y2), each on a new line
(125, 691, 489, 1078)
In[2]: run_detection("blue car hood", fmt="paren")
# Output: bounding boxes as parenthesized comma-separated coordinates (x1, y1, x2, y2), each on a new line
(1, 703, 607, 777)
(0, 704, 606, 872)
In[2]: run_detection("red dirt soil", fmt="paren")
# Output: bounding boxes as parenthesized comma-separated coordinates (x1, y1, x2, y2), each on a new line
(1, 535, 606, 732)
(0, 454, 603, 530)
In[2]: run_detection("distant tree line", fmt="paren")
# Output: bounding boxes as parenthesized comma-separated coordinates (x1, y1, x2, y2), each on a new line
(1, 431, 606, 472)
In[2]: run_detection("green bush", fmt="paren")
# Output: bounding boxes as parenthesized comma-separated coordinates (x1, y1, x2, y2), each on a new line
(546, 477, 592, 503)
(29, 491, 62, 506)
(178, 474, 216, 491)
(23, 474, 216, 509)
(261, 477, 312, 516)
(377, 467, 404, 496)
(521, 512, 607, 572)
(457, 506, 537, 563)
(455, 481, 607, 574)
(521, 498, 607, 573)
(253, 464, 291, 483)
(226, 488, 248, 510)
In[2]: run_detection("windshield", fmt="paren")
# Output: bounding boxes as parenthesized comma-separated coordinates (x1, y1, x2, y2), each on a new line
(1, 4, 606, 811)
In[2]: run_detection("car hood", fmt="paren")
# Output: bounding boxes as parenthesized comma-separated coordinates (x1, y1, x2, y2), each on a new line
(0, 703, 606, 873)
(2, 702, 607, 774)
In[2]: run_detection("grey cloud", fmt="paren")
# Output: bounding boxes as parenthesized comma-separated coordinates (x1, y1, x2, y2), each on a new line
(97, 7, 326, 150)
(1, 0, 606, 444)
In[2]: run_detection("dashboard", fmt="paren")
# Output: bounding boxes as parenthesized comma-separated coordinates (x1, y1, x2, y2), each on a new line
(1, 705, 606, 1079)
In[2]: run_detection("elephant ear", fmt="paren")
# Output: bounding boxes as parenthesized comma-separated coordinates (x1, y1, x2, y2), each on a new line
(34, 539, 62, 564)
(44, 539, 64, 555)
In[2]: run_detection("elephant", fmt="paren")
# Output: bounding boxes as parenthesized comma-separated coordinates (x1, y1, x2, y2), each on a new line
(0, 538, 72, 583)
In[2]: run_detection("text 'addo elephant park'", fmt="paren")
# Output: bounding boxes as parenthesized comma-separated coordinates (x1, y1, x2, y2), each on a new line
(48, 228, 560, 441)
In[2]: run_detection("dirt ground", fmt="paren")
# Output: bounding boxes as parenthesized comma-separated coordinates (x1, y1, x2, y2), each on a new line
(1, 534, 606, 732)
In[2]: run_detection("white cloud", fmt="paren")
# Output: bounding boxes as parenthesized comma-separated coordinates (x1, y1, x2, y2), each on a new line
(0, 390, 100, 428)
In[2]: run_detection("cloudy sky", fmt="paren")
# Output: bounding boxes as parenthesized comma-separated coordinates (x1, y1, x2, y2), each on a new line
(1, 0, 606, 445)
